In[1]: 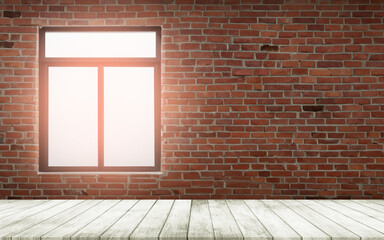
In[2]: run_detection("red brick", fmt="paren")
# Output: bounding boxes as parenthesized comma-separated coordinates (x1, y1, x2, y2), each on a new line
(365, 45, 384, 53)
(160, 181, 191, 188)
(324, 54, 352, 60)
(317, 61, 343, 68)
(232, 69, 253, 76)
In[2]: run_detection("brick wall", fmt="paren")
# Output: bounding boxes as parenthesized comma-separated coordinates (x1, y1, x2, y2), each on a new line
(1, 0, 384, 199)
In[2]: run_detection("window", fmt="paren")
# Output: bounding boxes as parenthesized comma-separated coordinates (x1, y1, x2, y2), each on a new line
(39, 27, 161, 172)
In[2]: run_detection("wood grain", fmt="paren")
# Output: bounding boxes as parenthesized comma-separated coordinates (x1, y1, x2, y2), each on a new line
(188, 200, 214, 240)
(0, 200, 383, 240)
(159, 199, 191, 240)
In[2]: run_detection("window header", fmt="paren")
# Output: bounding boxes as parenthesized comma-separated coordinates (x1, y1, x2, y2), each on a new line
(45, 31, 156, 58)
(40, 26, 161, 62)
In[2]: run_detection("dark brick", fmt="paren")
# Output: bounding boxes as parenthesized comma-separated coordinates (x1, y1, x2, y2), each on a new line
(3, 11, 21, 18)
(0, 41, 15, 48)
(260, 45, 279, 51)
(303, 105, 324, 112)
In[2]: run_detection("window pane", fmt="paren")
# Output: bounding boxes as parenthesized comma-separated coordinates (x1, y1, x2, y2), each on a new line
(48, 67, 98, 166)
(104, 67, 155, 166)
(45, 31, 156, 58)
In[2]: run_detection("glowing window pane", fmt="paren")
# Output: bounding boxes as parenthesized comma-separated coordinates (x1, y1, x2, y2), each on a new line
(104, 67, 155, 166)
(48, 67, 98, 166)
(45, 31, 156, 58)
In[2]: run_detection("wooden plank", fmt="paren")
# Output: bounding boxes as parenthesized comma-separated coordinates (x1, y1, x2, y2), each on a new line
(0, 201, 35, 213)
(340, 200, 384, 219)
(12, 200, 102, 240)
(352, 200, 384, 213)
(316, 200, 384, 234)
(301, 200, 384, 240)
(0, 200, 47, 218)
(187, 200, 214, 240)
(208, 200, 243, 240)
(100, 200, 156, 240)
(71, 200, 137, 240)
(159, 200, 191, 240)
(130, 200, 174, 240)
(0, 200, 64, 230)
(0, 200, 83, 239)
(370, 200, 384, 206)
(245, 200, 300, 240)
(227, 200, 272, 240)
(41, 200, 120, 240)
(0, 200, 18, 208)
(263, 200, 330, 240)
(281, 200, 359, 240)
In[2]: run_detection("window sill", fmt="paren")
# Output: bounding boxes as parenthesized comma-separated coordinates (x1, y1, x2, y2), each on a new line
(38, 171, 164, 175)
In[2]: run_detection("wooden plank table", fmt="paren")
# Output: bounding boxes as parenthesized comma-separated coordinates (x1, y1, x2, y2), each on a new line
(1, 200, 384, 240)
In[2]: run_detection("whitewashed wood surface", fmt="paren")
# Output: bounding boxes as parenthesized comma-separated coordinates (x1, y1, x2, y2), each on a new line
(0, 200, 383, 240)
